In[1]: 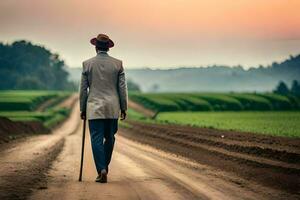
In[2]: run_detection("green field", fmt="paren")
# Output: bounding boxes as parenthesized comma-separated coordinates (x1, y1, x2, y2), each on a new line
(155, 111, 300, 137)
(129, 92, 299, 112)
(128, 92, 300, 137)
(0, 91, 71, 128)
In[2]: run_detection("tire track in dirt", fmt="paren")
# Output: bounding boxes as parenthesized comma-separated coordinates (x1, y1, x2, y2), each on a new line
(0, 139, 65, 200)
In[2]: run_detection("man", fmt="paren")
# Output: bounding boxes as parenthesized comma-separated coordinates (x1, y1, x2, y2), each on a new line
(79, 34, 128, 183)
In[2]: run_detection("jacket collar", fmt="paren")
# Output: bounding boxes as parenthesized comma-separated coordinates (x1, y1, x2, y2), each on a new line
(97, 51, 108, 56)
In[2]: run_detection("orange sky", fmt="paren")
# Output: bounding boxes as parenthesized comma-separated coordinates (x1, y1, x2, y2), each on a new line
(1, 0, 300, 68)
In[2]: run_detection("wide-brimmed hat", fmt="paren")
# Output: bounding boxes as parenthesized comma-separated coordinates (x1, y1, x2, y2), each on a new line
(90, 34, 114, 48)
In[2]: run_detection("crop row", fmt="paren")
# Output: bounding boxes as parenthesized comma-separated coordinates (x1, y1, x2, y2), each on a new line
(0, 91, 69, 111)
(0, 108, 70, 128)
(129, 92, 300, 112)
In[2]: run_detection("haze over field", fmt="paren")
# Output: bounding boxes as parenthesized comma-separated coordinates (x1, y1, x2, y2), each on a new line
(67, 55, 300, 92)
(1, 0, 300, 69)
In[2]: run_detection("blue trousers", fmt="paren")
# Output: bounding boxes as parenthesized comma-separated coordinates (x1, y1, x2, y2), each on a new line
(88, 119, 118, 173)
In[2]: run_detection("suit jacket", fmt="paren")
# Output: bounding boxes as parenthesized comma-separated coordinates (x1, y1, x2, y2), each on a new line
(79, 51, 128, 119)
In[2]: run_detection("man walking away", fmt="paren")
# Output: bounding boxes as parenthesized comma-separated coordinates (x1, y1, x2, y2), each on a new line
(79, 33, 128, 183)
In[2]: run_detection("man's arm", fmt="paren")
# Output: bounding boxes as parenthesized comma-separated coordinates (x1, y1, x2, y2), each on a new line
(118, 62, 128, 120)
(79, 62, 89, 119)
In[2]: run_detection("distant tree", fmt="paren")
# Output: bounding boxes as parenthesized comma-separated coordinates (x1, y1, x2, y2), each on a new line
(274, 81, 290, 95)
(291, 80, 300, 96)
(0, 40, 74, 90)
(127, 79, 141, 92)
(271, 62, 279, 68)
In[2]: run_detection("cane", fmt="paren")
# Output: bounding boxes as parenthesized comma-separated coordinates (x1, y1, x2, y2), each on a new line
(78, 119, 86, 182)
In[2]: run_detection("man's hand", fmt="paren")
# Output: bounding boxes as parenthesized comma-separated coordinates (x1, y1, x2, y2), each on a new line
(120, 110, 127, 120)
(81, 111, 86, 120)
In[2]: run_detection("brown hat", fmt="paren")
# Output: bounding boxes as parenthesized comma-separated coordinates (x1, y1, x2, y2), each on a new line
(90, 34, 114, 48)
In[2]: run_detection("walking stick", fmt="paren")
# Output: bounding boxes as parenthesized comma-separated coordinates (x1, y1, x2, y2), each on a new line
(78, 119, 86, 182)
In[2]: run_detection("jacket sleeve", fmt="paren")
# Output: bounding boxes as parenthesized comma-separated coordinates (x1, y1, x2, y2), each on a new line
(79, 62, 89, 112)
(118, 62, 128, 111)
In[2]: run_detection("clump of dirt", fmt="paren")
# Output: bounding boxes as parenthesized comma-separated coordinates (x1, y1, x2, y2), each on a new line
(0, 117, 49, 143)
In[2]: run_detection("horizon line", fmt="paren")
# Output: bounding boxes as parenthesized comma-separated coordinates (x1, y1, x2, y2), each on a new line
(67, 53, 299, 70)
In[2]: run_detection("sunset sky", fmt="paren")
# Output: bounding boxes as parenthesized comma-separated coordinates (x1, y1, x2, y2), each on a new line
(1, 0, 300, 69)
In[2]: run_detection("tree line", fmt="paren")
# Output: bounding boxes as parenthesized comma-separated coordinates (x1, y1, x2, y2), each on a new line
(0, 40, 76, 90)
(274, 80, 300, 96)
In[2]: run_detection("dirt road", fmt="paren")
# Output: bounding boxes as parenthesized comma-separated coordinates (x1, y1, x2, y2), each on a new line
(28, 122, 272, 200)
(29, 124, 298, 199)
(1, 99, 299, 199)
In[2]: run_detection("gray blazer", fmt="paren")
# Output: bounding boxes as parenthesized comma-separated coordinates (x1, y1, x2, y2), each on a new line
(79, 51, 128, 119)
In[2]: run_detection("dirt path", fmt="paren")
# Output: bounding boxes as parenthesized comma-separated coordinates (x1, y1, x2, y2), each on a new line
(128, 100, 156, 118)
(56, 94, 78, 109)
(36, 97, 59, 112)
(28, 119, 299, 200)
(36, 93, 77, 112)
(29, 123, 276, 200)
